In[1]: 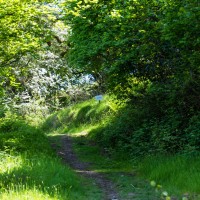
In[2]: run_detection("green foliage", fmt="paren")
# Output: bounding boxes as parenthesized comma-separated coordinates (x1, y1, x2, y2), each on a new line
(0, 0, 199, 196)
(44, 94, 200, 157)
(44, 94, 200, 197)
(184, 114, 200, 153)
(90, 100, 199, 157)
(161, 0, 200, 76)
(63, 0, 200, 142)
(63, 0, 200, 92)
(64, 0, 169, 87)
(0, 0, 53, 65)
(0, 0, 60, 106)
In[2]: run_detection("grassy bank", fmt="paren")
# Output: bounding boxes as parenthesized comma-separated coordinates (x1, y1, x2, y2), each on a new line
(42, 95, 115, 135)
(0, 114, 102, 200)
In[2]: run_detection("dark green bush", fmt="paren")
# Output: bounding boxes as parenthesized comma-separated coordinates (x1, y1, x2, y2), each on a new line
(89, 90, 200, 157)
(184, 113, 200, 153)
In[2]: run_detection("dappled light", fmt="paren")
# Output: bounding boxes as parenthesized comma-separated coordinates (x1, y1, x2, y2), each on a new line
(0, 154, 61, 199)
(0, 0, 199, 199)
(0, 118, 102, 200)
(46, 96, 200, 199)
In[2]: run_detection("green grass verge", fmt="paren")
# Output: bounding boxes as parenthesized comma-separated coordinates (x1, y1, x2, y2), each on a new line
(71, 135, 159, 200)
(0, 116, 102, 200)
(138, 155, 200, 199)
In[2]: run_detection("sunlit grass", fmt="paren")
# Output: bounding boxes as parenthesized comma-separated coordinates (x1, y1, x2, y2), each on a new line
(0, 150, 102, 200)
(0, 151, 92, 199)
(0, 189, 58, 200)
(0, 152, 22, 173)
(138, 155, 200, 198)
(0, 152, 60, 199)
(42, 95, 116, 135)
(0, 116, 103, 200)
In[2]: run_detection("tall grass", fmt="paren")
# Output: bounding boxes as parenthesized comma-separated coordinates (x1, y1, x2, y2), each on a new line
(138, 155, 200, 198)
(0, 114, 102, 200)
(0, 152, 102, 200)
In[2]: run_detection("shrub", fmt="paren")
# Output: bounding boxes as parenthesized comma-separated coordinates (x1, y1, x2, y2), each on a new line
(184, 113, 200, 154)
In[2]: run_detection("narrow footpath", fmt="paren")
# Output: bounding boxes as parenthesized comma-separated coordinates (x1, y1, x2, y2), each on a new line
(56, 135, 119, 200)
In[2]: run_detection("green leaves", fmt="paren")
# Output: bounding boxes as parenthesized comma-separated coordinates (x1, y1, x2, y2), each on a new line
(63, 0, 199, 97)
(161, 0, 200, 75)
(64, 0, 166, 86)
(0, 0, 55, 66)
(0, 0, 59, 99)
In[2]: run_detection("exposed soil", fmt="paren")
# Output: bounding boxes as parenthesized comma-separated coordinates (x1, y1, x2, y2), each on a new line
(55, 135, 120, 200)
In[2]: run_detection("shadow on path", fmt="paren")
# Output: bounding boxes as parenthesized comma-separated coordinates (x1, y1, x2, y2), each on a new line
(54, 135, 119, 200)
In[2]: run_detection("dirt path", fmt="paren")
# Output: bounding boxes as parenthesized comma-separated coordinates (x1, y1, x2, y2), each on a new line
(56, 135, 119, 200)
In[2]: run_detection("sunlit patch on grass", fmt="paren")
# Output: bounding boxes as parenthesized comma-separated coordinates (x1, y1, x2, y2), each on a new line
(0, 150, 102, 200)
(0, 152, 23, 174)
(0, 152, 66, 199)
(0, 189, 58, 200)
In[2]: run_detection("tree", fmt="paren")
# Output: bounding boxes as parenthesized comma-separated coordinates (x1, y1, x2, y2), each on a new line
(0, 0, 53, 66)
(161, 0, 200, 77)
(63, 1, 175, 90)
(63, 0, 199, 94)
(0, 0, 64, 113)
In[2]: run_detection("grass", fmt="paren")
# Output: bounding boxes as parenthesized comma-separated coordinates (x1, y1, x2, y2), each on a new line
(138, 155, 200, 199)
(0, 116, 102, 200)
(2, 96, 200, 199)
(0, 152, 102, 200)
(0, 153, 60, 200)
(48, 132, 160, 200)
(44, 96, 200, 199)
(73, 135, 162, 200)
(42, 95, 116, 135)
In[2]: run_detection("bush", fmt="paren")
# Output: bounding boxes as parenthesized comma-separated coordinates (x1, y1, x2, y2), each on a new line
(184, 113, 200, 153)
(89, 99, 200, 157)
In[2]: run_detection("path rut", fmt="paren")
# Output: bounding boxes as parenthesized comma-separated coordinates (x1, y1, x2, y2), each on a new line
(56, 135, 119, 200)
